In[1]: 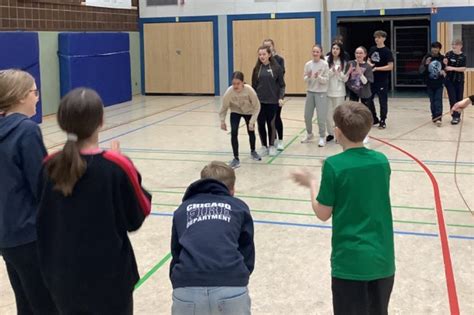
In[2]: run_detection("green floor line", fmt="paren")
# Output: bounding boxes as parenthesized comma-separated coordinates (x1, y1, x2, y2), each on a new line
(120, 148, 474, 167)
(267, 128, 306, 164)
(134, 252, 172, 291)
(150, 190, 471, 213)
(152, 203, 474, 228)
(131, 156, 473, 175)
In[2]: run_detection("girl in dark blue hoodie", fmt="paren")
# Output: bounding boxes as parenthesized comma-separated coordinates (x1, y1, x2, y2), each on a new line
(0, 69, 57, 314)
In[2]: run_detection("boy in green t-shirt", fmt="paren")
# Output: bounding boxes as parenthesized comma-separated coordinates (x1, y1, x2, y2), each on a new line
(292, 101, 395, 315)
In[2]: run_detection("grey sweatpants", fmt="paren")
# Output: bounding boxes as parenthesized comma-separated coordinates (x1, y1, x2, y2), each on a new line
(304, 91, 328, 137)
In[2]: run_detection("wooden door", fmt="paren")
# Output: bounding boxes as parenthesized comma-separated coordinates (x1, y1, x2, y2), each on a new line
(144, 22, 214, 94)
(233, 18, 316, 94)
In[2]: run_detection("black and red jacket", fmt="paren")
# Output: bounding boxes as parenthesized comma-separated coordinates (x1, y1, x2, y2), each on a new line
(37, 149, 151, 308)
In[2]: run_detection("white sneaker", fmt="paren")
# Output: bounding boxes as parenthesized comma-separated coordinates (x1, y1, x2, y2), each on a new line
(363, 136, 369, 144)
(277, 140, 284, 151)
(318, 137, 325, 147)
(269, 146, 277, 156)
(301, 133, 314, 143)
(260, 146, 269, 157)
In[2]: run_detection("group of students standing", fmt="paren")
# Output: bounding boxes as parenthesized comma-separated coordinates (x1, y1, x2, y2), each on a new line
(220, 31, 396, 168)
(420, 39, 467, 126)
(301, 30, 394, 147)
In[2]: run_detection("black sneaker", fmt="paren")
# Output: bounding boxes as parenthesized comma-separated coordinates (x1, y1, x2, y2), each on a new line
(326, 135, 334, 142)
(373, 118, 380, 126)
(451, 117, 460, 125)
(378, 120, 386, 129)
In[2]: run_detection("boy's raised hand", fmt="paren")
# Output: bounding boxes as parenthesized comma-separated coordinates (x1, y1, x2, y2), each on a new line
(290, 169, 315, 188)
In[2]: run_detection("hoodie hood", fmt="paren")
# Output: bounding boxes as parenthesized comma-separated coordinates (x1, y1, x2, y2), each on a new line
(0, 113, 29, 141)
(182, 178, 231, 201)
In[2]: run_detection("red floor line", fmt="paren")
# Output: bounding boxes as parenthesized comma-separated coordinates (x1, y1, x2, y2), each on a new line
(370, 135, 460, 315)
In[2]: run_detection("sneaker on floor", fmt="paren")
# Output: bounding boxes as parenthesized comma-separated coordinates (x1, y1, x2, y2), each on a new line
(436, 120, 442, 127)
(363, 136, 369, 144)
(378, 120, 386, 129)
(250, 151, 262, 161)
(326, 135, 334, 142)
(277, 140, 284, 151)
(451, 117, 460, 125)
(260, 146, 269, 157)
(269, 146, 277, 156)
(373, 118, 380, 126)
(228, 158, 240, 169)
(318, 137, 325, 147)
(301, 133, 314, 143)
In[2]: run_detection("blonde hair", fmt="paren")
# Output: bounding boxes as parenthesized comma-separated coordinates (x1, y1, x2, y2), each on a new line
(200, 161, 236, 191)
(0, 69, 35, 113)
(452, 39, 463, 46)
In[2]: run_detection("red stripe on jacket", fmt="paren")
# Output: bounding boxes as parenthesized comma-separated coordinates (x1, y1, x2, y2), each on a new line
(103, 151, 151, 216)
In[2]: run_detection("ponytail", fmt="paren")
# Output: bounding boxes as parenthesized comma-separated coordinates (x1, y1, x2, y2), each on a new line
(46, 140, 86, 196)
(45, 88, 104, 196)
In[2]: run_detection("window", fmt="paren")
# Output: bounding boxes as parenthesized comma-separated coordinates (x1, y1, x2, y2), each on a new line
(453, 23, 474, 68)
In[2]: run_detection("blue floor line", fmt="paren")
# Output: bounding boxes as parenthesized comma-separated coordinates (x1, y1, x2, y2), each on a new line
(98, 102, 212, 144)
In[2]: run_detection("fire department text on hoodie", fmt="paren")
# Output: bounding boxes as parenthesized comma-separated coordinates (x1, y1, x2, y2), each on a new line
(170, 178, 255, 289)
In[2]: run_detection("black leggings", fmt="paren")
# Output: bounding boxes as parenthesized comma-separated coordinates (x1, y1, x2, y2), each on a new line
(258, 103, 278, 147)
(230, 112, 256, 159)
(349, 90, 378, 123)
(272, 105, 284, 141)
(2, 242, 58, 315)
(332, 275, 395, 315)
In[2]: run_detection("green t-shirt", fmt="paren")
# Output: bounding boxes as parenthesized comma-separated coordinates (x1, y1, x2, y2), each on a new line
(317, 147, 395, 281)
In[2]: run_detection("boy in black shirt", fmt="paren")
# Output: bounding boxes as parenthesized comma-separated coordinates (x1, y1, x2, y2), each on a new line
(368, 30, 394, 129)
(419, 41, 446, 126)
(444, 39, 467, 125)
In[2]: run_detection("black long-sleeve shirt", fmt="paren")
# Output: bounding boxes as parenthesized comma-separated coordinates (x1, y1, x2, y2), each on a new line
(37, 150, 151, 307)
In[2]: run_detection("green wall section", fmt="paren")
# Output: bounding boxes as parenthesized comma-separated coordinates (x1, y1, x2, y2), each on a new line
(129, 32, 141, 96)
(38, 32, 61, 116)
(37, 31, 141, 116)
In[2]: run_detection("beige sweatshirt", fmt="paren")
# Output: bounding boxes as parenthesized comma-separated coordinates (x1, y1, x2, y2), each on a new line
(219, 84, 261, 125)
(303, 59, 329, 93)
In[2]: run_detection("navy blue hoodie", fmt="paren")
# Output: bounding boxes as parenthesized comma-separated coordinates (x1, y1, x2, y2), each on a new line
(0, 113, 47, 248)
(170, 178, 255, 289)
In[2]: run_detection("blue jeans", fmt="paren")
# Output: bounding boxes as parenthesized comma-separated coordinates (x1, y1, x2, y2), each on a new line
(172, 286, 251, 315)
(445, 79, 464, 119)
(427, 86, 443, 121)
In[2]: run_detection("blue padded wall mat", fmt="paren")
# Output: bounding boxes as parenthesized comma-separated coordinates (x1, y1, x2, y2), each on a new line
(58, 32, 131, 107)
(0, 32, 42, 123)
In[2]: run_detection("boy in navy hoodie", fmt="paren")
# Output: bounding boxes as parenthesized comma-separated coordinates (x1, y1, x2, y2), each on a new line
(170, 161, 255, 315)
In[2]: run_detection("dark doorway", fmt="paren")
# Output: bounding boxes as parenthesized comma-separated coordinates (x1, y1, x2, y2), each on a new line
(337, 15, 430, 96)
